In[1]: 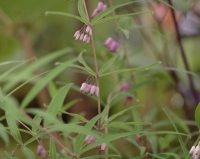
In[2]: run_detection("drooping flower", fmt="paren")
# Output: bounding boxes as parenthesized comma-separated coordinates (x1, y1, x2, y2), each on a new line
(92, 1, 107, 17)
(73, 25, 92, 43)
(189, 145, 200, 159)
(104, 37, 119, 53)
(85, 135, 96, 145)
(100, 143, 107, 151)
(190, 146, 196, 154)
(37, 144, 46, 159)
(80, 82, 99, 96)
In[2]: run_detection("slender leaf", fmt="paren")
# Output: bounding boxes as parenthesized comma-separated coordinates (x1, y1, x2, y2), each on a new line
(45, 11, 87, 23)
(21, 58, 77, 108)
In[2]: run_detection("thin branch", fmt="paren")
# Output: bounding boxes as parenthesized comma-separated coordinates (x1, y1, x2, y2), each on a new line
(167, 0, 199, 105)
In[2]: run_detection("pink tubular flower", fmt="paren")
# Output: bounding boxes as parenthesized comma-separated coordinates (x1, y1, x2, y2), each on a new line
(80, 83, 88, 92)
(37, 144, 46, 159)
(73, 25, 92, 43)
(92, 1, 107, 17)
(104, 37, 119, 53)
(90, 85, 97, 95)
(100, 143, 107, 151)
(85, 135, 96, 145)
(95, 86, 99, 96)
(80, 83, 99, 96)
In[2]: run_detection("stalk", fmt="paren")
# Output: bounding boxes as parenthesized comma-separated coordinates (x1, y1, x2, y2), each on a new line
(82, 0, 102, 129)
(167, 0, 199, 105)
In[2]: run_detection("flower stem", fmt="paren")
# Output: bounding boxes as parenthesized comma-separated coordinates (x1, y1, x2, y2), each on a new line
(83, 0, 102, 129)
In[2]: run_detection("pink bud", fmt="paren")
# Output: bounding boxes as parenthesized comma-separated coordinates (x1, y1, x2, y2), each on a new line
(80, 33, 84, 40)
(92, 9, 99, 17)
(86, 25, 92, 34)
(109, 41, 119, 52)
(104, 37, 112, 46)
(90, 85, 96, 95)
(97, 1, 104, 9)
(85, 135, 96, 145)
(74, 30, 80, 37)
(100, 143, 107, 151)
(95, 86, 99, 96)
(85, 84, 92, 93)
(102, 4, 107, 10)
(83, 34, 88, 42)
(86, 36, 90, 43)
(80, 83, 88, 92)
(74, 31, 81, 40)
(190, 146, 195, 154)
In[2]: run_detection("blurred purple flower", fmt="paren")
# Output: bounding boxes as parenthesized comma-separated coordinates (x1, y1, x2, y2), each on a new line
(92, 1, 107, 17)
(37, 144, 46, 159)
(120, 83, 130, 91)
(104, 37, 119, 53)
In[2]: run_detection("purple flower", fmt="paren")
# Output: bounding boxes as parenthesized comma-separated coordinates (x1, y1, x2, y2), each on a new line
(73, 25, 92, 43)
(85, 135, 96, 145)
(104, 37, 119, 53)
(37, 144, 46, 159)
(120, 83, 130, 91)
(92, 1, 107, 17)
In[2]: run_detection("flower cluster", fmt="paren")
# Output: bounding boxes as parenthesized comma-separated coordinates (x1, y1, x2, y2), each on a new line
(190, 145, 200, 159)
(73, 25, 92, 43)
(92, 1, 107, 17)
(37, 144, 46, 159)
(104, 37, 119, 53)
(80, 82, 99, 96)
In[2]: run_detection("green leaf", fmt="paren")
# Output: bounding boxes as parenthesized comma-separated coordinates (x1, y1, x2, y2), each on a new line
(45, 11, 87, 23)
(4, 97, 22, 143)
(4, 48, 72, 91)
(100, 62, 160, 77)
(195, 103, 200, 128)
(47, 84, 73, 116)
(91, 1, 139, 25)
(77, 52, 96, 76)
(0, 123, 9, 146)
(21, 58, 77, 108)
(99, 55, 119, 75)
(22, 147, 36, 159)
(162, 107, 188, 157)
(49, 139, 57, 159)
(93, 10, 151, 25)
(78, 0, 89, 23)
(73, 114, 101, 154)
(108, 105, 136, 122)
